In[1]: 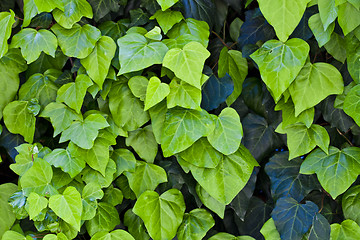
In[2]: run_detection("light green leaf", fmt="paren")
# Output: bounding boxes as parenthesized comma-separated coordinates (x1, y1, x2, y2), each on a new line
(81, 36, 116, 88)
(346, 33, 360, 83)
(0, 10, 15, 59)
(133, 189, 185, 240)
(145, 26, 162, 41)
(25, 192, 48, 220)
(22, 0, 38, 28)
(40, 102, 83, 137)
(52, 23, 101, 59)
(276, 123, 329, 160)
(149, 100, 167, 144)
(177, 208, 215, 240)
(0, 183, 17, 238)
(257, 0, 310, 41)
(250, 38, 309, 102)
(117, 33, 168, 75)
(3, 101, 36, 143)
(85, 202, 120, 236)
(59, 113, 109, 149)
(195, 184, 225, 219)
(82, 159, 116, 188)
(1, 231, 27, 240)
(342, 185, 360, 226)
(344, 85, 360, 126)
(150, 10, 184, 34)
(275, 98, 314, 128)
(33, 0, 64, 13)
(189, 145, 259, 204)
(87, 0, 121, 22)
(161, 108, 215, 157)
(218, 48, 248, 105)
(128, 76, 148, 101)
(338, 2, 360, 35)
(318, 0, 338, 30)
(156, 0, 179, 11)
(43, 233, 68, 240)
(289, 60, 344, 116)
(300, 147, 360, 199)
(208, 233, 255, 240)
(207, 107, 243, 155)
(330, 219, 360, 239)
(82, 182, 104, 201)
(90, 230, 135, 240)
(57, 74, 93, 114)
(178, 138, 222, 168)
(308, 13, 335, 47)
(109, 82, 150, 131)
(126, 125, 158, 163)
(324, 32, 347, 63)
(111, 149, 137, 178)
(144, 77, 170, 111)
(260, 218, 281, 240)
(163, 41, 210, 89)
(10, 28, 57, 64)
(166, 78, 201, 110)
(124, 161, 167, 198)
(53, 0, 93, 29)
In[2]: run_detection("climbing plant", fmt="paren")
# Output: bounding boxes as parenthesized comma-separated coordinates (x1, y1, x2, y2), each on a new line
(0, 0, 359, 239)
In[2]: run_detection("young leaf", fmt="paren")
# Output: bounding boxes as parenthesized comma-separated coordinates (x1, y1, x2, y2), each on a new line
(250, 38, 309, 102)
(308, 13, 335, 47)
(0, 10, 15, 58)
(150, 10, 184, 34)
(260, 218, 281, 240)
(90, 230, 135, 240)
(33, 0, 64, 13)
(318, 0, 338, 30)
(133, 189, 186, 240)
(167, 78, 201, 110)
(144, 77, 170, 111)
(85, 202, 119, 236)
(111, 149, 137, 178)
(337, 2, 360, 35)
(25, 192, 48, 220)
(163, 42, 210, 89)
(53, 0, 93, 29)
(177, 209, 215, 240)
(275, 98, 314, 128)
(300, 147, 360, 199)
(156, 0, 179, 11)
(128, 76, 148, 101)
(330, 219, 360, 239)
(82, 160, 116, 188)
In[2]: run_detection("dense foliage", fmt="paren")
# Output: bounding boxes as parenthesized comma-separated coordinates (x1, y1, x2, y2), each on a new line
(0, 0, 359, 239)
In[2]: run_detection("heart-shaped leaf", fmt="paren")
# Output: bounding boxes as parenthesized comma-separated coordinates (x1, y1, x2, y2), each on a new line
(144, 77, 170, 111)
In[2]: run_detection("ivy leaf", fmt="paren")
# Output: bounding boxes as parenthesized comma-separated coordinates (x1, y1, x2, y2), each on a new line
(330, 219, 360, 239)
(124, 209, 150, 240)
(81, 36, 116, 89)
(207, 107, 243, 155)
(276, 123, 329, 160)
(161, 108, 215, 157)
(318, 0, 338, 31)
(344, 84, 360, 126)
(0, 183, 17, 237)
(40, 102, 83, 137)
(59, 114, 110, 149)
(157, 0, 179, 11)
(99, 20, 127, 41)
(271, 197, 318, 240)
(3, 101, 36, 143)
(90, 230, 135, 240)
(309, 213, 331, 240)
(218, 48, 248, 105)
(308, 13, 335, 47)
(260, 218, 281, 240)
(102, 186, 123, 207)
(342, 185, 360, 226)
(111, 149, 137, 178)
(33, 0, 64, 13)
(324, 32, 347, 63)
(87, 0, 120, 21)
(300, 146, 360, 199)
(0, 10, 15, 59)
(250, 38, 309, 102)
(195, 184, 225, 219)
(177, 208, 215, 240)
(338, 2, 360, 35)
(289, 60, 344, 116)
(43, 233, 68, 240)
(125, 125, 158, 163)
(25, 192, 48, 220)
(265, 152, 320, 202)
(23, 0, 38, 28)
(208, 233, 255, 239)
(57, 74, 93, 114)
(150, 10, 184, 34)
(117, 33, 168, 75)
(182, 0, 216, 29)
(128, 76, 148, 101)
(163, 42, 210, 89)
(82, 159, 116, 188)
(51, 23, 101, 59)
(167, 78, 201, 110)
(85, 202, 120, 236)
(53, 0, 93, 29)
(124, 161, 167, 198)
(257, 0, 310, 41)
(133, 189, 186, 240)
(275, 98, 314, 128)
(144, 77, 170, 111)
(346, 33, 360, 83)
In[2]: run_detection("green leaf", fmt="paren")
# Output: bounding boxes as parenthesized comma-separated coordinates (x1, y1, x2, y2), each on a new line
(218, 48, 248, 105)
(188, 145, 259, 204)
(124, 209, 150, 240)
(177, 208, 215, 240)
(161, 108, 215, 157)
(149, 100, 167, 144)
(23, 0, 38, 28)
(260, 218, 281, 240)
(207, 107, 243, 155)
(195, 184, 225, 219)
(300, 146, 360, 198)
(85, 202, 120, 236)
(109, 82, 150, 131)
(53, 0, 93, 29)
(133, 189, 186, 240)
(117, 33, 168, 75)
(346, 33, 360, 83)
(324, 32, 347, 63)
(330, 219, 360, 240)
(57, 74, 93, 114)
(308, 13, 335, 47)
(126, 125, 158, 163)
(87, 0, 120, 21)
(338, 2, 360, 35)
(150, 10, 184, 34)
(0, 183, 18, 238)
(128, 76, 148, 101)
(162, 41, 210, 89)
(156, 0, 179, 11)
(342, 185, 360, 226)
(344, 85, 360, 126)
(102, 186, 123, 206)
(250, 38, 309, 102)
(144, 77, 170, 110)
(40, 102, 83, 137)
(51, 23, 101, 59)
(10, 29, 58, 64)
(49, 186, 82, 231)
(3, 101, 36, 143)
(257, 0, 310, 41)
(208, 233, 255, 240)
(289, 60, 344, 116)
(275, 98, 314, 128)
(25, 192, 48, 220)
(111, 149, 137, 178)
(81, 36, 116, 88)
(59, 113, 109, 149)
(1, 231, 28, 240)
(0, 10, 15, 59)
(90, 230, 135, 240)
(82, 182, 104, 201)
(309, 213, 331, 240)
(276, 123, 329, 160)
(145, 26, 162, 41)
(82, 160, 116, 188)
(43, 233, 68, 240)
(33, 0, 64, 13)
(166, 78, 201, 110)
(124, 161, 167, 198)
(318, 0, 338, 30)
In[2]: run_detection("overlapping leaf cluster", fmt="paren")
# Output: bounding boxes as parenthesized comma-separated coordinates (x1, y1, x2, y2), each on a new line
(0, 0, 359, 239)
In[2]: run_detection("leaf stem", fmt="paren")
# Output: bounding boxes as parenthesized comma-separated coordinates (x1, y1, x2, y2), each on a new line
(15, 16, 23, 21)
(336, 128, 353, 146)
(212, 31, 231, 50)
